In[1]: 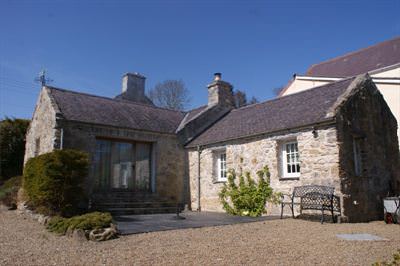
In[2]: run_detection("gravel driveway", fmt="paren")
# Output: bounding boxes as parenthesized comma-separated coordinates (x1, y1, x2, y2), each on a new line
(1, 206, 399, 265)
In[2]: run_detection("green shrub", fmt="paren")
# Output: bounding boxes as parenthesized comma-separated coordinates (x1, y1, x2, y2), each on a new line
(0, 118, 30, 182)
(0, 175, 22, 207)
(23, 149, 89, 216)
(47, 212, 112, 235)
(219, 165, 281, 217)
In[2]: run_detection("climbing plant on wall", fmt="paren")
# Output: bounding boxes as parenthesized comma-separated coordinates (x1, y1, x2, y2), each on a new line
(219, 165, 281, 217)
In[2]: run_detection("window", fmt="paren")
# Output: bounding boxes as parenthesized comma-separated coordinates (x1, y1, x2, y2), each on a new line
(93, 139, 152, 191)
(281, 141, 300, 178)
(353, 138, 362, 176)
(215, 152, 227, 181)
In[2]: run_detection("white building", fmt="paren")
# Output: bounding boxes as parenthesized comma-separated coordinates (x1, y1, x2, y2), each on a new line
(280, 37, 400, 144)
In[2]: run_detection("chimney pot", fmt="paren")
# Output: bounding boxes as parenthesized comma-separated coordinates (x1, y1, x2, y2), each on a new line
(214, 73, 222, 81)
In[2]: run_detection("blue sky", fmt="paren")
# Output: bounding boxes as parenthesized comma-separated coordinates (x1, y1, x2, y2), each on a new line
(0, 0, 399, 118)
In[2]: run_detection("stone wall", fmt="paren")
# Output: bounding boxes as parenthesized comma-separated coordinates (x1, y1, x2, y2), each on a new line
(58, 121, 186, 202)
(336, 79, 400, 222)
(24, 88, 58, 164)
(188, 126, 341, 216)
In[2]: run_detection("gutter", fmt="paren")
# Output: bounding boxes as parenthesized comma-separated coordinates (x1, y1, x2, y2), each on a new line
(186, 119, 336, 149)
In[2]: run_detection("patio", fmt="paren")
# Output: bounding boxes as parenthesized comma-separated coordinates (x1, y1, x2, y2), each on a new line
(114, 211, 280, 234)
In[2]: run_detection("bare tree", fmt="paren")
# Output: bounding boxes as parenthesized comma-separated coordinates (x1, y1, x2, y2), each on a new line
(148, 79, 190, 111)
(273, 86, 284, 97)
(233, 89, 259, 108)
(248, 96, 258, 105)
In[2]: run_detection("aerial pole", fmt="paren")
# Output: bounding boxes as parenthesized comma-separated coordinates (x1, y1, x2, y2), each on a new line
(34, 69, 53, 87)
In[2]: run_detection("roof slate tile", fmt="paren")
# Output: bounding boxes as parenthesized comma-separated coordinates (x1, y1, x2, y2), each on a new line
(47, 86, 185, 134)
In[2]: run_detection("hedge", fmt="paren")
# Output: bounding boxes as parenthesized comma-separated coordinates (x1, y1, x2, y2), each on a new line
(23, 149, 89, 216)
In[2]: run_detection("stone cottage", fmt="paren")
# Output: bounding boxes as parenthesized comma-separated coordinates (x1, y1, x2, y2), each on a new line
(25, 71, 399, 222)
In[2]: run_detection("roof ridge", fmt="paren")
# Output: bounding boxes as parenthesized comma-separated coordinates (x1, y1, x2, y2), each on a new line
(186, 104, 208, 114)
(45, 86, 185, 114)
(307, 36, 400, 74)
(233, 76, 355, 112)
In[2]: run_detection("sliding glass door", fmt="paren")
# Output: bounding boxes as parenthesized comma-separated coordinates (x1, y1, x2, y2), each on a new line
(94, 139, 152, 192)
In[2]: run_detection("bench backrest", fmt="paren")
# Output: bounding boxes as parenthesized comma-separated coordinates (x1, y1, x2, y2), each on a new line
(292, 185, 334, 198)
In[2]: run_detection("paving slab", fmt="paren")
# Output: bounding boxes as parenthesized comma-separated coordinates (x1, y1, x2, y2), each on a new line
(114, 211, 280, 235)
(336, 233, 388, 241)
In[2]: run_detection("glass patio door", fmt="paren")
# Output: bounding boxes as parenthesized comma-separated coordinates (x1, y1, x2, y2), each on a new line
(94, 139, 152, 192)
(110, 142, 134, 189)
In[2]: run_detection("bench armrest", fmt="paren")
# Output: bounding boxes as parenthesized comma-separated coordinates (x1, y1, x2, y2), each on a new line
(280, 193, 293, 201)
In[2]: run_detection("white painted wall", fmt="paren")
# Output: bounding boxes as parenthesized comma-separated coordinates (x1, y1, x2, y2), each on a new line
(281, 66, 400, 146)
(282, 78, 332, 96)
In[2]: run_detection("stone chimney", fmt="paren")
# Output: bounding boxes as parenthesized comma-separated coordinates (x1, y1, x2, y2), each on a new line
(207, 73, 234, 107)
(117, 72, 153, 105)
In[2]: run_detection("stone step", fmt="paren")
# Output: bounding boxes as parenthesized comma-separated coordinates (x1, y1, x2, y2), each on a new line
(91, 193, 172, 201)
(98, 207, 178, 215)
(92, 201, 178, 209)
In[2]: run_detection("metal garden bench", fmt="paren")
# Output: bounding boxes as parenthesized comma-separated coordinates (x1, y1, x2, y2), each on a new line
(280, 185, 341, 223)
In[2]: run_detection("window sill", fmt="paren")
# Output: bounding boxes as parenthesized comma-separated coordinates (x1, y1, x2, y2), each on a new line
(279, 177, 300, 181)
(213, 179, 227, 184)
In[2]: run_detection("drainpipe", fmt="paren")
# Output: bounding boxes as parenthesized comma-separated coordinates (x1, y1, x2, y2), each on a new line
(60, 128, 64, 150)
(197, 145, 202, 212)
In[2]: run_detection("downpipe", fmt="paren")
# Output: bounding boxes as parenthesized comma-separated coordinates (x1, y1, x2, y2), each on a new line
(197, 145, 202, 212)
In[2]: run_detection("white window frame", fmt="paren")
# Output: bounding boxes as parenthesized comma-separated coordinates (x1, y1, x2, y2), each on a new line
(216, 152, 227, 182)
(281, 141, 300, 178)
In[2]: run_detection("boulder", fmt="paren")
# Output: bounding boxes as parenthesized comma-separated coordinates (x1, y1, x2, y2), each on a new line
(37, 215, 50, 225)
(89, 227, 117, 242)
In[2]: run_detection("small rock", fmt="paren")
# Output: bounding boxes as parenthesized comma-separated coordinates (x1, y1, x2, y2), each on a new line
(17, 201, 28, 211)
(37, 215, 50, 225)
(84, 230, 90, 239)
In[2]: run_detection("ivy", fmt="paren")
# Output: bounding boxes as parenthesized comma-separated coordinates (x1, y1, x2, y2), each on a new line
(219, 165, 281, 217)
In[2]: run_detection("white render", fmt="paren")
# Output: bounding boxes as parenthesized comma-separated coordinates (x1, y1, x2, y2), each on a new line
(281, 65, 400, 145)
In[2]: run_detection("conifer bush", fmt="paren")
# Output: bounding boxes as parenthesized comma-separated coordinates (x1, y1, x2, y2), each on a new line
(219, 165, 281, 217)
(23, 149, 89, 216)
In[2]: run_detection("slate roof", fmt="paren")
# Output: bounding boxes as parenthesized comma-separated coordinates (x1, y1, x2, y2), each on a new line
(176, 105, 208, 132)
(185, 105, 208, 122)
(47, 86, 185, 134)
(186, 77, 356, 147)
(306, 37, 400, 77)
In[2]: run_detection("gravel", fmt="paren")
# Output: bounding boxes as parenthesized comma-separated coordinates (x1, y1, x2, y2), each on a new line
(1, 206, 399, 265)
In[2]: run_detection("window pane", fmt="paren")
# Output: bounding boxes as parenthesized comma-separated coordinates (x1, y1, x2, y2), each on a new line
(218, 152, 227, 179)
(94, 140, 111, 189)
(136, 143, 151, 191)
(287, 165, 291, 173)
